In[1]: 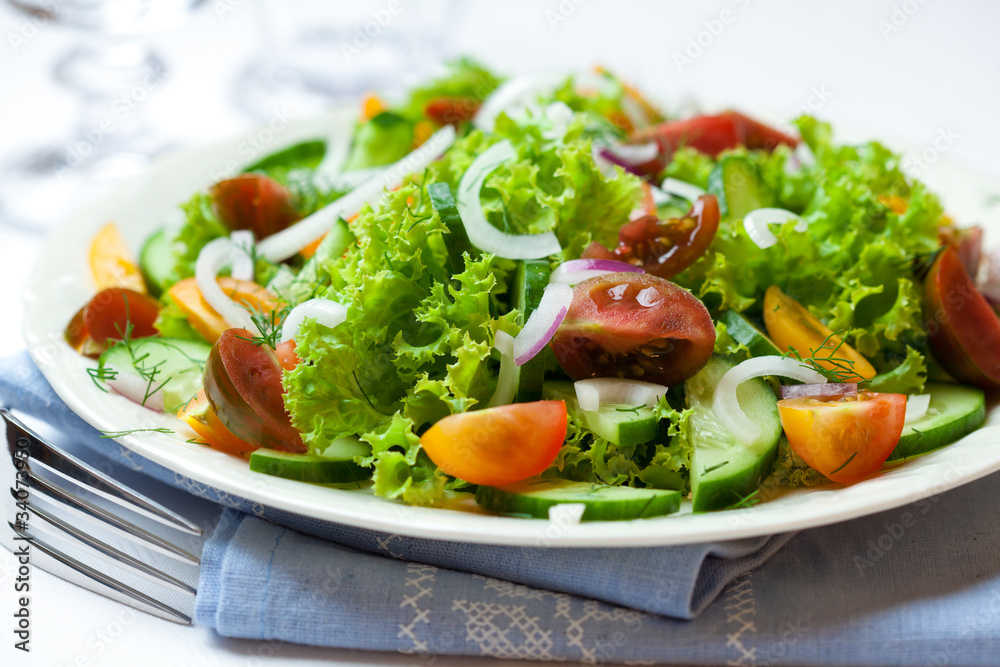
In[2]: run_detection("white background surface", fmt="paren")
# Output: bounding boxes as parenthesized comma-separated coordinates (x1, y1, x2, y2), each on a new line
(2, 1, 1000, 665)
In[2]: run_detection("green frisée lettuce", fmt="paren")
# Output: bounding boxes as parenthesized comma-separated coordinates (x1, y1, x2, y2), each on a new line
(674, 117, 941, 386)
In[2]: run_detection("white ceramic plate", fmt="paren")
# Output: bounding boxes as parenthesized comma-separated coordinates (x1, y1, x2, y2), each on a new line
(22, 108, 1000, 546)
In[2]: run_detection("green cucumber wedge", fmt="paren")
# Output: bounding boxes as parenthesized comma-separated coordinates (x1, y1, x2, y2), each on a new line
(888, 383, 986, 461)
(139, 228, 175, 298)
(687, 355, 782, 511)
(475, 479, 681, 521)
(428, 182, 472, 267)
(513, 259, 552, 402)
(541, 381, 659, 448)
(250, 441, 372, 485)
(98, 337, 212, 412)
(721, 309, 783, 358)
(707, 155, 775, 219)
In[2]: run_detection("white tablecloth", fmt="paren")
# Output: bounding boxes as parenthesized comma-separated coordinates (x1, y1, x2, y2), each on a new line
(3, 1, 1000, 664)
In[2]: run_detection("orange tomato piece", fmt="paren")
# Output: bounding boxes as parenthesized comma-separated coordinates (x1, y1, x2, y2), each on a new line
(763, 285, 876, 381)
(361, 93, 386, 121)
(177, 389, 258, 456)
(89, 222, 147, 293)
(167, 277, 281, 343)
(777, 391, 906, 484)
(420, 401, 568, 487)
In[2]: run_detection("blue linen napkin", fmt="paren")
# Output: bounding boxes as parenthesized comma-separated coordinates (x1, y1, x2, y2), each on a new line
(5, 351, 1000, 664)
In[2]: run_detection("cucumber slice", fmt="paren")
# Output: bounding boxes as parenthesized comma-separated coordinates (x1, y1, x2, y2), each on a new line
(250, 441, 372, 484)
(428, 182, 471, 263)
(513, 259, 552, 402)
(888, 383, 986, 461)
(687, 355, 782, 511)
(721, 309, 783, 357)
(475, 479, 681, 521)
(583, 404, 659, 448)
(542, 382, 659, 448)
(707, 155, 775, 219)
(98, 337, 212, 411)
(139, 228, 175, 298)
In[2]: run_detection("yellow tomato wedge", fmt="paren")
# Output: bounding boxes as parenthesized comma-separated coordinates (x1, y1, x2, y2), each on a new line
(361, 93, 386, 121)
(177, 390, 258, 457)
(763, 285, 876, 381)
(89, 222, 147, 293)
(167, 276, 281, 343)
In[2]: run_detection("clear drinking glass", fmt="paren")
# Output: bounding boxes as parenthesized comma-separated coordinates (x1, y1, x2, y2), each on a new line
(0, 0, 206, 230)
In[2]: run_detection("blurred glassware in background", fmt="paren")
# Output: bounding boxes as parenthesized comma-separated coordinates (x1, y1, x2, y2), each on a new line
(0, 0, 206, 231)
(234, 0, 459, 120)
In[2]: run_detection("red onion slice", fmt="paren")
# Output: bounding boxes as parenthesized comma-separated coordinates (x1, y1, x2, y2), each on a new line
(513, 283, 573, 366)
(780, 383, 857, 400)
(550, 259, 643, 284)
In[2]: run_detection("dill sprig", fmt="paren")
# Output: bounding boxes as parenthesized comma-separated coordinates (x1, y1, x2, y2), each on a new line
(87, 366, 117, 392)
(830, 452, 858, 475)
(784, 328, 866, 384)
(614, 405, 644, 414)
(703, 460, 729, 475)
(726, 489, 761, 510)
(100, 427, 174, 439)
(236, 304, 291, 349)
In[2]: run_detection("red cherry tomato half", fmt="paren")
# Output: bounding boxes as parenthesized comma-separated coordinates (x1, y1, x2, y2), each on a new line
(550, 273, 715, 387)
(924, 246, 1000, 387)
(64, 288, 160, 356)
(424, 97, 481, 126)
(777, 391, 907, 484)
(210, 174, 300, 240)
(420, 401, 567, 487)
(203, 328, 304, 452)
(628, 111, 799, 176)
(583, 195, 720, 281)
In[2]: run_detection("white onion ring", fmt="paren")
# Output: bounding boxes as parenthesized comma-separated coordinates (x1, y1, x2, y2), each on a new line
(658, 178, 706, 203)
(513, 283, 573, 365)
(487, 331, 519, 408)
(713, 356, 828, 446)
(574, 378, 668, 413)
(473, 75, 562, 133)
(229, 230, 255, 282)
(280, 298, 348, 343)
(904, 394, 931, 424)
(743, 208, 807, 249)
(257, 125, 456, 263)
(195, 238, 256, 332)
(456, 140, 562, 260)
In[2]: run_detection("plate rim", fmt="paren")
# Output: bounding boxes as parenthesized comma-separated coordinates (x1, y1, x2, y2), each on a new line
(22, 108, 1000, 547)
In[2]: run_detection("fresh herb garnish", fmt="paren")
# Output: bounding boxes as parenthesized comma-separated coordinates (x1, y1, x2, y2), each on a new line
(784, 328, 865, 384)
(830, 451, 858, 475)
(100, 427, 174, 439)
(87, 366, 117, 392)
(614, 405, 644, 414)
(703, 460, 729, 475)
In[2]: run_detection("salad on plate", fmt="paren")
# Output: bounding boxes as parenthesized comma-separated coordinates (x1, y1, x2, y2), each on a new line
(64, 59, 1000, 521)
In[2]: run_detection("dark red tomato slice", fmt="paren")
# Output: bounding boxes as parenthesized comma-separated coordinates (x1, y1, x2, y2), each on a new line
(583, 194, 720, 280)
(424, 97, 481, 126)
(628, 111, 799, 176)
(210, 174, 300, 240)
(65, 288, 160, 356)
(203, 328, 305, 452)
(550, 273, 715, 386)
(938, 224, 983, 278)
(924, 246, 1000, 387)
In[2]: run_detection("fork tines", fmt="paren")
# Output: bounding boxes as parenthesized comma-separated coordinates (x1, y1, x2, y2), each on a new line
(2, 408, 201, 624)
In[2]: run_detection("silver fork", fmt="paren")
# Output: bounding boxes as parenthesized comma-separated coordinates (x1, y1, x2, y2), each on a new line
(2, 408, 203, 624)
